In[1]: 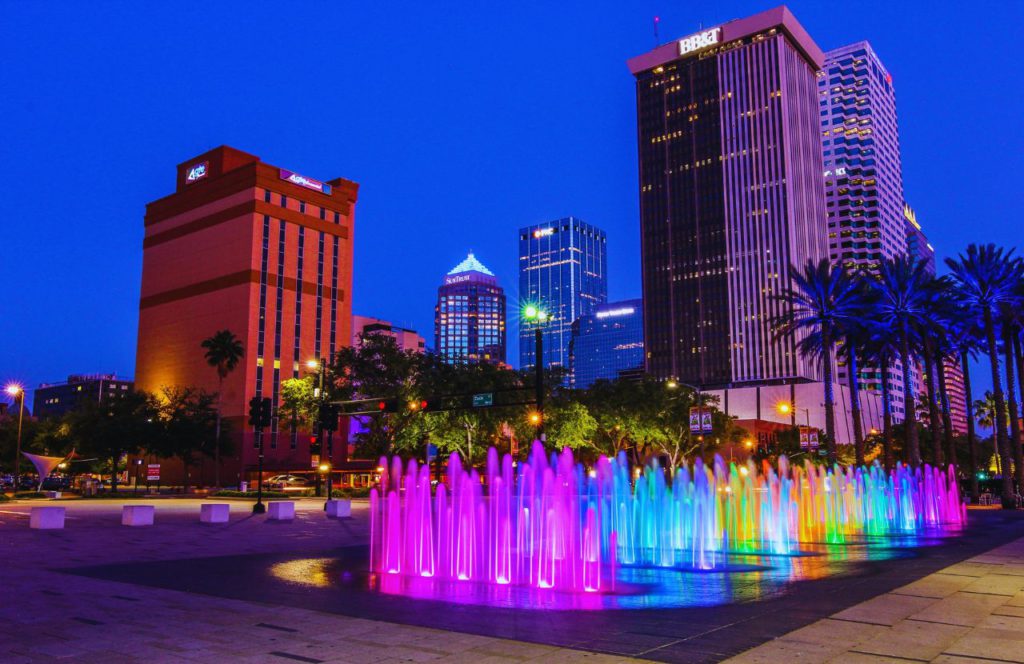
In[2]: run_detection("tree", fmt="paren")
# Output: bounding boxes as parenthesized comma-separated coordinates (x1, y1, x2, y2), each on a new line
(67, 391, 160, 492)
(279, 376, 318, 440)
(544, 401, 597, 451)
(869, 257, 934, 467)
(946, 244, 1021, 508)
(154, 387, 219, 493)
(774, 259, 866, 465)
(949, 318, 982, 498)
(581, 379, 662, 463)
(201, 329, 244, 487)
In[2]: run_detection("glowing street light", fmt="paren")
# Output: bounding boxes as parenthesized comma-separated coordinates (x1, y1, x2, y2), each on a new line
(521, 304, 548, 441)
(777, 402, 791, 415)
(5, 383, 25, 485)
(666, 380, 679, 389)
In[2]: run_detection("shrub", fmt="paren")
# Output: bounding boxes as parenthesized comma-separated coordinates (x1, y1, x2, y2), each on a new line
(211, 490, 296, 499)
(331, 486, 373, 499)
(13, 491, 50, 500)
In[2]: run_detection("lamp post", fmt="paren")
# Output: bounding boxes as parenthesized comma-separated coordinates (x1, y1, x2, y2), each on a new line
(777, 402, 810, 426)
(6, 384, 25, 486)
(522, 306, 548, 442)
(307, 359, 335, 508)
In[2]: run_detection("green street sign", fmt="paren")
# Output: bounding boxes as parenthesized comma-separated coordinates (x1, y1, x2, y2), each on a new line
(472, 393, 494, 408)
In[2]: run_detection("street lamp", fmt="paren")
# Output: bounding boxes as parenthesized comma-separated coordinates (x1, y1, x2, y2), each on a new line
(6, 384, 25, 486)
(522, 305, 548, 442)
(306, 358, 334, 506)
(777, 401, 810, 426)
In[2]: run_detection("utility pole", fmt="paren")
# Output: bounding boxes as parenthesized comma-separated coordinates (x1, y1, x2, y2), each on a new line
(535, 325, 544, 442)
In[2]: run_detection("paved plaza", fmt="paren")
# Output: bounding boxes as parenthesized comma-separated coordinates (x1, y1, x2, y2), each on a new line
(0, 498, 1022, 663)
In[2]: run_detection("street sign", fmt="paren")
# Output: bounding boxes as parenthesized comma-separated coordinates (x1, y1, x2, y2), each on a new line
(700, 408, 713, 433)
(689, 407, 701, 433)
(310, 454, 320, 468)
(146, 464, 160, 481)
(426, 444, 438, 461)
(808, 429, 820, 449)
(472, 393, 494, 408)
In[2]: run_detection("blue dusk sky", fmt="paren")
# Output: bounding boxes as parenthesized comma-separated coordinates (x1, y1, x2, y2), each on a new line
(2, 1, 1021, 409)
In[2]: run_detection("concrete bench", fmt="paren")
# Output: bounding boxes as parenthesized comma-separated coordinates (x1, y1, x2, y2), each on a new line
(200, 503, 230, 523)
(122, 504, 155, 526)
(267, 501, 295, 521)
(30, 506, 65, 530)
(326, 499, 351, 518)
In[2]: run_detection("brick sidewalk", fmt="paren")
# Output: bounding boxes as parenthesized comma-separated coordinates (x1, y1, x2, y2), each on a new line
(0, 499, 639, 663)
(726, 532, 1024, 663)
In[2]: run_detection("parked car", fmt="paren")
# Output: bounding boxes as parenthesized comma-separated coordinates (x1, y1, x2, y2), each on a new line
(266, 474, 311, 489)
(40, 476, 71, 491)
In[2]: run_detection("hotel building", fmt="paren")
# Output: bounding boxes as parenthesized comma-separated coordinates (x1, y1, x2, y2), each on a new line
(135, 146, 358, 483)
(435, 253, 506, 365)
(518, 218, 607, 377)
(34, 374, 134, 419)
(627, 6, 828, 388)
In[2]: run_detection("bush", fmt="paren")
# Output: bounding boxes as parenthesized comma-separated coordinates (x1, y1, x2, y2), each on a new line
(13, 491, 50, 500)
(331, 486, 373, 499)
(0, 493, 10, 502)
(211, 490, 297, 499)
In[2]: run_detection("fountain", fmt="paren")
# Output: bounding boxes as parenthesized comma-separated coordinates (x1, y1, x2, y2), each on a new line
(368, 442, 964, 598)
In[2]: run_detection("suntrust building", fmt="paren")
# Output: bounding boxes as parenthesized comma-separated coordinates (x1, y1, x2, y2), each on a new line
(628, 6, 828, 389)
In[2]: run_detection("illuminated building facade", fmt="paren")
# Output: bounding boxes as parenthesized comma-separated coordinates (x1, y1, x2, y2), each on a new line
(628, 6, 827, 388)
(820, 42, 905, 271)
(352, 315, 425, 353)
(135, 146, 358, 483)
(569, 299, 644, 389)
(34, 374, 133, 419)
(518, 217, 607, 375)
(903, 203, 968, 434)
(435, 253, 506, 365)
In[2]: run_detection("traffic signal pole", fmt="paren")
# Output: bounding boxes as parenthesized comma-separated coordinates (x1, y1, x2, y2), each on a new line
(253, 428, 265, 514)
(535, 326, 544, 442)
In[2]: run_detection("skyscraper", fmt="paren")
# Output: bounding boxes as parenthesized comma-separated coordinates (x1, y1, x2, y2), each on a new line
(435, 253, 506, 365)
(820, 42, 905, 272)
(570, 299, 644, 389)
(518, 217, 607, 375)
(628, 6, 828, 388)
(135, 146, 358, 482)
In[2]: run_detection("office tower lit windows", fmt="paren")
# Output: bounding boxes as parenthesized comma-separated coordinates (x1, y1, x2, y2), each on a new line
(518, 217, 607, 376)
(135, 146, 357, 481)
(628, 7, 828, 388)
(435, 253, 506, 365)
(820, 42, 905, 272)
(570, 300, 644, 390)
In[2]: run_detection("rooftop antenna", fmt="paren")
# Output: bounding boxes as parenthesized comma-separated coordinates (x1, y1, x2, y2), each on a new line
(653, 16, 660, 45)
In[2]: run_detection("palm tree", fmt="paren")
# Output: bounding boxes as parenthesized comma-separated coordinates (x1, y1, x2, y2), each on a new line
(949, 318, 981, 499)
(868, 257, 934, 467)
(775, 259, 865, 465)
(1000, 308, 1024, 490)
(862, 329, 900, 471)
(946, 244, 1021, 508)
(201, 329, 244, 487)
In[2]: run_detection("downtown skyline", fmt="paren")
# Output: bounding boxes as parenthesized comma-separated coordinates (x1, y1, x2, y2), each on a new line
(2, 1, 1022, 407)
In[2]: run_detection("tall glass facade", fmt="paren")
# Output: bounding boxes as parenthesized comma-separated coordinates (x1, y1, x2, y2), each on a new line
(518, 217, 607, 376)
(628, 7, 829, 389)
(435, 253, 506, 365)
(570, 299, 644, 389)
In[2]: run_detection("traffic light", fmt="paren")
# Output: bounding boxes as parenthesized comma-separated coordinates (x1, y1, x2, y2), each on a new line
(248, 396, 263, 428)
(319, 404, 340, 432)
(310, 435, 322, 456)
(260, 397, 272, 428)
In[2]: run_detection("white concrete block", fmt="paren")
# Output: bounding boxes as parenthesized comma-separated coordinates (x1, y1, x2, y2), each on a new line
(326, 499, 351, 518)
(30, 506, 65, 529)
(267, 501, 295, 521)
(45, 491, 62, 499)
(121, 504, 155, 526)
(200, 503, 230, 523)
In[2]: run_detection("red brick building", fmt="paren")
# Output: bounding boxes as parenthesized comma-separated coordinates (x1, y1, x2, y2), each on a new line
(135, 146, 358, 485)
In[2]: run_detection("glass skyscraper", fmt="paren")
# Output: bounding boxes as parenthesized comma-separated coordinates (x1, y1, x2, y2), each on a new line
(435, 253, 506, 365)
(518, 217, 607, 376)
(628, 7, 828, 388)
(570, 299, 644, 389)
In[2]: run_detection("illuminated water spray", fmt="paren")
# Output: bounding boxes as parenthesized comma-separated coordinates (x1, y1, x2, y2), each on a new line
(369, 442, 964, 594)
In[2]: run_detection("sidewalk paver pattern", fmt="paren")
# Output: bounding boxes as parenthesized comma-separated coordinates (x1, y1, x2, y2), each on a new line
(726, 534, 1024, 663)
